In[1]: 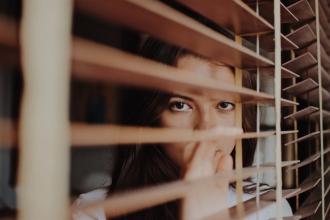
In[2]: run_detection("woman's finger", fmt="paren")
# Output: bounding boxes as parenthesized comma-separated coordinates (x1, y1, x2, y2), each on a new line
(216, 154, 233, 172)
(183, 142, 216, 180)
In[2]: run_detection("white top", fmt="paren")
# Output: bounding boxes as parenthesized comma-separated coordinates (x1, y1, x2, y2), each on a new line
(72, 188, 293, 220)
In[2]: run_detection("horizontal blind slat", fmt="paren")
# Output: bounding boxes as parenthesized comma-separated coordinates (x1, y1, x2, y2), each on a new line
(177, 0, 274, 35)
(75, 0, 274, 68)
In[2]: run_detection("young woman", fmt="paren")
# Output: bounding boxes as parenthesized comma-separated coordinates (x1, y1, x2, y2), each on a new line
(72, 38, 293, 220)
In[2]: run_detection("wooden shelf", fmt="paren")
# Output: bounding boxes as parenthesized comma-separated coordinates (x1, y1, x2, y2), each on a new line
(256, 160, 300, 168)
(256, 66, 299, 78)
(325, 146, 330, 155)
(177, 0, 274, 35)
(320, 0, 330, 20)
(320, 24, 330, 53)
(286, 152, 320, 170)
(326, 183, 330, 197)
(285, 131, 320, 146)
(286, 24, 316, 48)
(279, 2, 300, 24)
(300, 87, 330, 107)
(260, 188, 301, 201)
(321, 44, 330, 70)
(299, 177, 321, 195)
(243, 1, 299, 24)
(301, 182, 322, 206)
(319, 3, 330, 36)
(295, 41, 317, 58)
(310, 109, 330, 121)
(258, 32, 298, 51)
(295, 201, 321, 219)
(288, 0, 315, 22)
(205, 196, 280, 220)
(264, 178, 323, 204)
(325, 165, 330, 176)
(283, 78, 318, 95)
(284, 129, 330, 146)
(282, 52, 317, 73)
(305, 66, 330, 87)
(284, 106, 319, 120)
(326, 202, 330, 218)
(75, 0, 274, 69)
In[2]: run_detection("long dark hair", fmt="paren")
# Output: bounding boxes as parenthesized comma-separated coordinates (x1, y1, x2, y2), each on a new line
(109, 37, 257, 220)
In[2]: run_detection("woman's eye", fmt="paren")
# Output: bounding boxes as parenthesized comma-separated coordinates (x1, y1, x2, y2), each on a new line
(217, 101, 235, 111)
(169, 101, 192, 112)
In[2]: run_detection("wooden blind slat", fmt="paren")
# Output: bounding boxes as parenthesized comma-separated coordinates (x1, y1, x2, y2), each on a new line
(325, 203, 330, 218)
(177, 0, 274, 35)
(321, 44, 330, 70)
(257, 160, 300, 168)
(260, 188, 301, 201)
(75, 0, 273, 69)
(203, 197, 276, 220)
(72, 38, 298, 107)
(301, 88, 330, 107)
(0, 120, 298, 147)
(256, 66, 299, 78)
(296, 41, 317, 58)
(285, 129, 330, 146)
(319, 26, 330, 53)
(298, 178, 321, 195)
(288, 0, 315, 22)
(243, 1, 299, 24)
(286, 24, 316, 48)
(325, 166, 330, 176)
(287, 152, 321, 170)
(285, 131, 320, 146)
(306, 65, 330, 86)
(283, 78, 319, 95)
(319, 4, 330, 35)
(258, 33, 298, 51)
(284, 106, 319, 120)
(282, 52, 317, 73)
(310, 109, 330, 121)
(295, 201, 322, 219)
(79, 167, 274, 218)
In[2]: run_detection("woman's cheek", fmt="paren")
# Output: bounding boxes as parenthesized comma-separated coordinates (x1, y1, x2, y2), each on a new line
(160, 111, 196, 167)
(213, 113, 236, 154)
(162, 142, 194, 167)
(160, 111, 195, 129)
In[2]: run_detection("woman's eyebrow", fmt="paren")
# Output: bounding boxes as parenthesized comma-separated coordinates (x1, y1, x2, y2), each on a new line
(171, 94, 194, 102)
(210, 98, 236, 102)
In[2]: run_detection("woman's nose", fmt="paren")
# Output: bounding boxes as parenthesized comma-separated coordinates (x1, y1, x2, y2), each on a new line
(194, 108, 216, 130)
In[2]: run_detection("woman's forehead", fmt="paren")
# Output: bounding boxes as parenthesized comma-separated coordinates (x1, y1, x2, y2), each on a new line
(171, 91, 237, 103)
(176, 55, 235, 83)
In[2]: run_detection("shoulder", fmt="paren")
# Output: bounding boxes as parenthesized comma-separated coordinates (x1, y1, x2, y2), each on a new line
(72, 188, 108, 220)
(252, 198, 293, 219)
(228, 187, 293, 219)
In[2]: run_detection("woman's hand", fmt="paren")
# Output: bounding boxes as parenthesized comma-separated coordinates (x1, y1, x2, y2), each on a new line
(181, 142, 233, 220)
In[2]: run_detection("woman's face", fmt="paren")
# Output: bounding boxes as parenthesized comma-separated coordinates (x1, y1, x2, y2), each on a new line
(160, 55, 237, 167)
